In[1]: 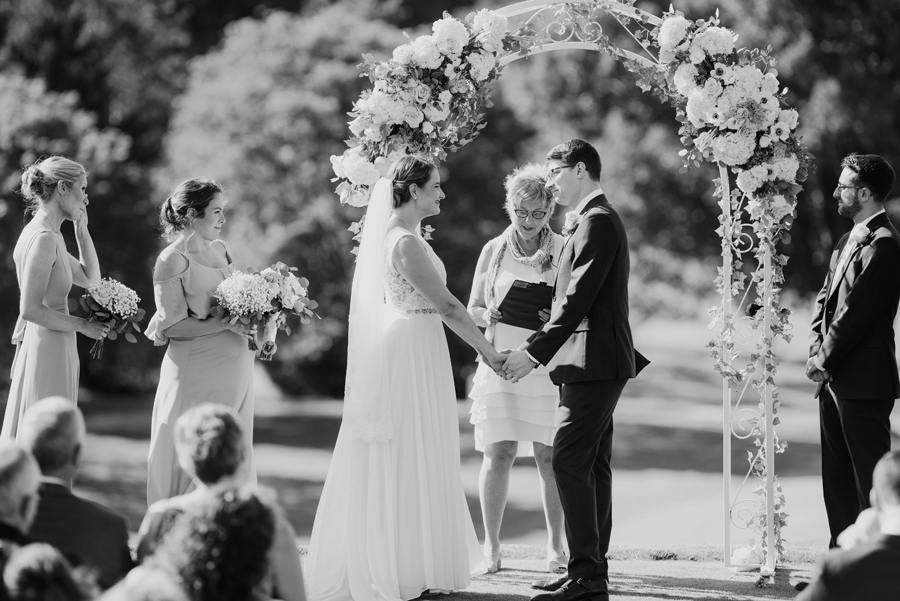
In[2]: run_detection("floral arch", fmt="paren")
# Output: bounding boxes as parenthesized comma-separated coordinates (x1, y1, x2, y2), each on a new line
(330, 0, 812, 575)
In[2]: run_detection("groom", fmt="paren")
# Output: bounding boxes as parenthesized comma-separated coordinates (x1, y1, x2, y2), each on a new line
(503, 139, 645, 601)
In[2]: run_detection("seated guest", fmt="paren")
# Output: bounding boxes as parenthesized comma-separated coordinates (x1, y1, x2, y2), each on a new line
(796, 450, 900, 600)
(155, 486, 276, 601)
(136, 403, 305, 601)
(0, 443, 40, 570)
(18, 397, 133, 589)
(3, 543, 93, 601)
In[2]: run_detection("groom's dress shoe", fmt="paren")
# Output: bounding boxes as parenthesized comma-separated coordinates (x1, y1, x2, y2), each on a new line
(530, 578, 609, 601)
(531, 575, 568, 591)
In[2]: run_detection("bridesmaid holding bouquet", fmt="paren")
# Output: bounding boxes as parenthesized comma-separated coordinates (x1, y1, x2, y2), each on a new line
(144, 178, 257, 505)
(2, 156, 107, 440)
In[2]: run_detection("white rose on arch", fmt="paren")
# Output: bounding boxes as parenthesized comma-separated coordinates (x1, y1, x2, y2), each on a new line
(412, 35, 442, 69)
(433, 16, 469, 56)
(392, 43, 415, 65)
(769, 194, 794, 221)
(339, 149, 381, 187)
(673, 63, 700, 96)
(658, 15, 692, 52)
(472, 9, 508, 40)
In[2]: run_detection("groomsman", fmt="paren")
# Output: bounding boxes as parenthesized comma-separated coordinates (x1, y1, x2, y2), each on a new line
(807, 153, 900, 548)
(503, 139, 646, 601)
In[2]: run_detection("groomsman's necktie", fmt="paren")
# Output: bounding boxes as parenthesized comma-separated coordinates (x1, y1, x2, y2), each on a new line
(829, 222, 870, 295)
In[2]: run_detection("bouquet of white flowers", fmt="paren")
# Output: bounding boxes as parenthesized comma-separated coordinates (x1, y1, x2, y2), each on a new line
(211, 264, 318, 360)
(80, 278, 146, 359)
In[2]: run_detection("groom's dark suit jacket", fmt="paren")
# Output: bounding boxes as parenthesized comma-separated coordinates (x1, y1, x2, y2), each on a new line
(527, 193, 644, 380)
(795, 533, 900, 601)
(809, 212, 900, 400)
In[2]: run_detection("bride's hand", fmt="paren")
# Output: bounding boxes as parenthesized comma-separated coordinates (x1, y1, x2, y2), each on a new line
(485, 349, 509, 374)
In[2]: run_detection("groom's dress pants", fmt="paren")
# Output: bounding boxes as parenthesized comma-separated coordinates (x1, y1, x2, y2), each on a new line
(552, 378, 627, 582)
(819, 385, 894, 548)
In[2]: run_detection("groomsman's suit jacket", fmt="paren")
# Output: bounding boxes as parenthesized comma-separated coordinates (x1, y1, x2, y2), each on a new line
(795, 533, 900, 601)
(527, 193, 645, 379)
(809, 212, 900, 400)
(28, 480, 134, 589)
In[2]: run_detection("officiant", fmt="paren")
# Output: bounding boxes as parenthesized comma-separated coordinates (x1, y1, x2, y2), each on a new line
(466, 163, 568, 575)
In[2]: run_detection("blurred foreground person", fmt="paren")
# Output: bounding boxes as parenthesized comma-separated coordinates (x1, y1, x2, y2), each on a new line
(0, 443, 41, 587)
(145, 179, 257, 505)
(137, 403, 305, 601)
(307, 157, 507, 601)
(97, 564, 187, 601)
(806, 153, 900, 547)
(796, 450, 900, 600)
(19, 397, 132, 589)
(466, 164, 567, 573)
(3, 543, 92, 601)
(2, 157, 107, 441)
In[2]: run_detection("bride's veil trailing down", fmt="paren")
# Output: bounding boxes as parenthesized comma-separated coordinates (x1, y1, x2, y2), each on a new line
(343, 178, 394, 443)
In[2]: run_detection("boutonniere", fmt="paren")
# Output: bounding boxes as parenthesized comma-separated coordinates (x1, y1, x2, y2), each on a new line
(562, 211, 583, 236)
(848, 223, 871, 247)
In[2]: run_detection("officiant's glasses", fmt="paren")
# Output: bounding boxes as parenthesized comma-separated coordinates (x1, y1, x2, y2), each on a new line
(513, 209, 548, 220)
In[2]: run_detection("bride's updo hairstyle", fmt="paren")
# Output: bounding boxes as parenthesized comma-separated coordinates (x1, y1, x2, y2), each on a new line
(389, 156, 436, 209)
(19, 156, 86, 215)
(503, 163, 555, 219)
(160, 178, 222, 240)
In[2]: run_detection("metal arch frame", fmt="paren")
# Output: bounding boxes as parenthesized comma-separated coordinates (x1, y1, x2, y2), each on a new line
(488, 0, 780, 573)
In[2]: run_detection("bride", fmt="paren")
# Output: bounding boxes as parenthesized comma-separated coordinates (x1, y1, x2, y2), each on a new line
(307, 156, 506, 601)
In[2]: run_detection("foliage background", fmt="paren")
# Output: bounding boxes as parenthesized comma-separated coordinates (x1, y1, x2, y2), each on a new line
(1, 0, 899, 399)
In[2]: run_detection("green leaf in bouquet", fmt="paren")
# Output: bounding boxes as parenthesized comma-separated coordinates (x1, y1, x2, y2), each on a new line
(285, 325, 292, 336)
(79, 297, 90, 313)
(308, 299, 319, 310)
(239, 316, 251, 324)
(133, 322, 142, 333)
(125, 333, 137, 343)
(301, 316, 310, 325)
(299, 277, 310, 288)
(107, 330, 118, 341)
(116, 320, 129, 333)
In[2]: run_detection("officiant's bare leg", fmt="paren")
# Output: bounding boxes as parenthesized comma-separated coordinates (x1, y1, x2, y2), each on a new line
(480, 440, 517, 567)
(534, 441, 567, 566)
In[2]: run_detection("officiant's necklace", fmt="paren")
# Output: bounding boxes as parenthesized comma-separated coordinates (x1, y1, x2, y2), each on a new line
(508, 225, 552, 268)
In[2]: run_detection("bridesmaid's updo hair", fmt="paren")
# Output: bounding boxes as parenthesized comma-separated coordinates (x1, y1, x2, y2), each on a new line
(19, 156, 86, 215)
(389, 156, 436, 209)
(160, 178, 222, 240)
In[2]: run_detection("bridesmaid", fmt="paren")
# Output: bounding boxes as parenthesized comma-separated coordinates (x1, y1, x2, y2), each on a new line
(144, 178, 257, 505)
(2, 157, 108, 440)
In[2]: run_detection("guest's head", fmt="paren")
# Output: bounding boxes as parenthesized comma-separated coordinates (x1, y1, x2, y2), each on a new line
(0, 443, 41, 533)
(173, 404, 244, 486)
(19, 397, 85, 483)
(156, 487, 276, 601)
(503, 163, 555, 243)
(19, 156, 88, 217)
(839, 153, 895, 204)
(389, 156, 442, 213)
(546, 139, 602, 207)
(160, 179, 224, 241)
(871, 450, 900, 512)
(3, 543, 87, 601)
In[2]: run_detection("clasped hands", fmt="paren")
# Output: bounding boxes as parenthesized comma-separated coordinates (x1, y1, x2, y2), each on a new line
(805, 356, 831, 383)
(482, 349, 536, 384)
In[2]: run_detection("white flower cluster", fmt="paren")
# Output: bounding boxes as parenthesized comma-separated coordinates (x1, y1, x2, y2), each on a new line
(89, 278, 140, 318)
(654, 13, 806, 199)
(331, 9, 508, 205)
(214, 272, 274, 317)
(259, 265, 309, 312)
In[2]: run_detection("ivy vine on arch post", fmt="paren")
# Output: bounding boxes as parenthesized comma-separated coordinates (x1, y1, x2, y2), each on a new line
(330, 0, 812, 574)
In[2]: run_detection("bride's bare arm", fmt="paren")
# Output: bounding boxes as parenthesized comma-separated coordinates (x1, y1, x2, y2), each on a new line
(392, 236, 505, 369)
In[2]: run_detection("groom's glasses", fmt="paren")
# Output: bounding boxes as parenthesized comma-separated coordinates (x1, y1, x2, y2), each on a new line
(513, 208, 548, 220)
(836, 183, 864, 191)
(547, 165, 574, 178)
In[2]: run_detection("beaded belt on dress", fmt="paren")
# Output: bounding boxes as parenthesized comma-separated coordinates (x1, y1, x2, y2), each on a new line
(403, 308, 439, 314)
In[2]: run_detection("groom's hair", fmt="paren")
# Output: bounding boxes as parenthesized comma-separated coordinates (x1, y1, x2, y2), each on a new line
(841, 153, 895, 202)
(873, 450, 900, 507)
(547, 139, 601, 182)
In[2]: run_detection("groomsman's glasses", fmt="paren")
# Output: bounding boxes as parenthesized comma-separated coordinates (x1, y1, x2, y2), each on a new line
(513, 208, 548, 219)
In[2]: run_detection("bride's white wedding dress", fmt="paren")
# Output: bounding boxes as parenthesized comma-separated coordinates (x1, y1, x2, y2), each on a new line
(306, 226, 484, 601)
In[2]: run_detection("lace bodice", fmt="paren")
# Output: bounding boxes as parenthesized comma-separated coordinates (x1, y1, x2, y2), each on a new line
(384, 227, 445, 313)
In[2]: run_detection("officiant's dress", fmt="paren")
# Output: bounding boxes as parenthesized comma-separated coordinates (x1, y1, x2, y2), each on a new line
(144, 242, 256, 505)
(306, 226, 484, 601)
(468, 236, 564, 457)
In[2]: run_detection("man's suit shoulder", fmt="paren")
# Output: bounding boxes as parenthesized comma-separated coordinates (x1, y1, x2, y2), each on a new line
(42, 487, 128, 530)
